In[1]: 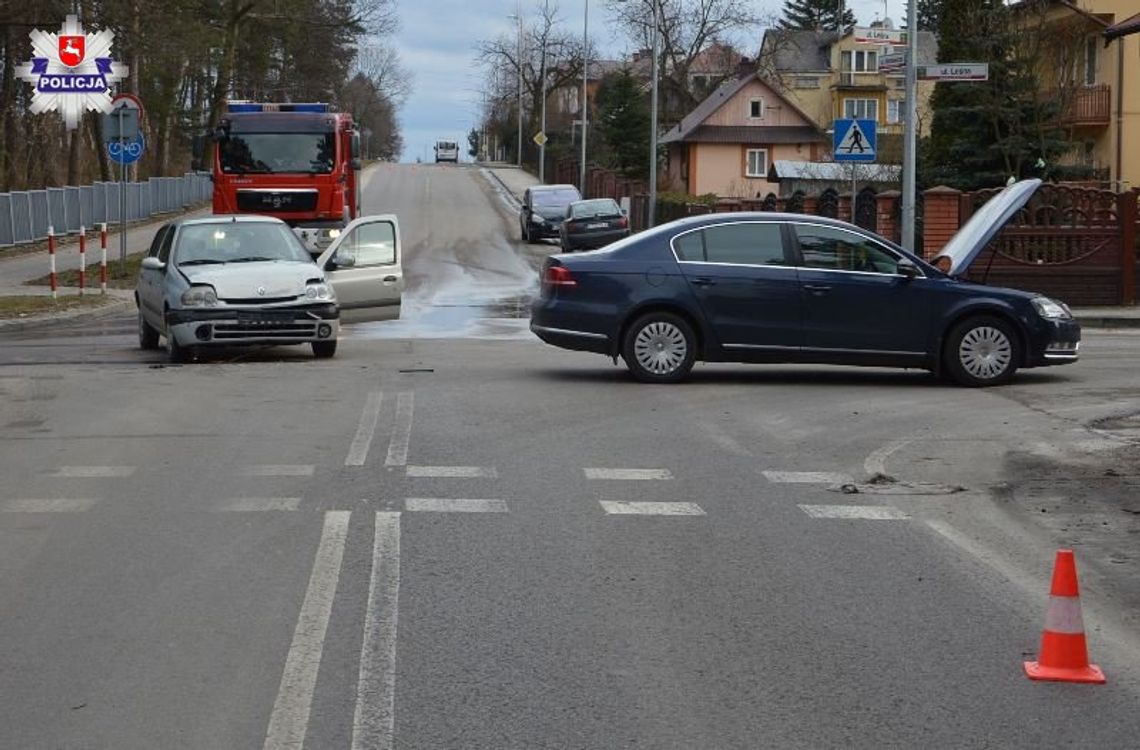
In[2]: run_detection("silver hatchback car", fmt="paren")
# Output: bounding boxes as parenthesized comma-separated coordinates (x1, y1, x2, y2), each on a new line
(136, 215, 403, 362)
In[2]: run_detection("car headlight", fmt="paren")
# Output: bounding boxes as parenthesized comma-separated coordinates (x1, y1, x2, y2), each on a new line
(531, 213, 546, 224)
(180, 285, 218, 307)
(305, 281, 334, 301)
(1031, 296, 1072, 320)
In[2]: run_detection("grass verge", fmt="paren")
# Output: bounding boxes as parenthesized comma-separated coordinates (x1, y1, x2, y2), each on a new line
(0, 294, 118, 319)
(25, 254, 142, 290)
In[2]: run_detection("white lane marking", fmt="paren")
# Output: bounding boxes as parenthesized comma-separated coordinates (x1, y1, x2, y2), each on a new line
(3, 498, 96, 512)
(384, 392, 415, 467)
(218, 498, 302, 512)
(599, 501, 705, 516)
(404, 498, 508, 513)
(241, 465, 316, 477)
(263, 511, 350, 750)
(584, 468, 674, 481)
(346, 391, 384, 467)
(352, 512, 401, 750)
(799, 504, 909, 520)
(763, 471, 852, 484)
(50, 466, 135, 478)
(405, 465, 497, 478)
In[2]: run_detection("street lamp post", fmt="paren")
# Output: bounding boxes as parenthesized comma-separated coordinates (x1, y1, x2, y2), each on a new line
(648, 0, 659, 227)
(579, 0, 589, 196)
(539, 43, 548, 182)
(511, 3, 523, 167)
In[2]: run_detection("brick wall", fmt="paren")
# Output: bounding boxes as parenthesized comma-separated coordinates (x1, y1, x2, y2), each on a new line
(921, 186, 962, 260)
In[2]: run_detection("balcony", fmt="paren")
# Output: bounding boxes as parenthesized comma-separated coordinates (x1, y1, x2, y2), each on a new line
(833, 71, 887, 91)
(1061, 84, 1111, 127)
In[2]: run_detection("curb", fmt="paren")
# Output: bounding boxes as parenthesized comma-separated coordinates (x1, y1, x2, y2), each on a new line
(0, 295, 134, 332)
(1074, 317, 1140, 330)
(481, 167, 523, 210)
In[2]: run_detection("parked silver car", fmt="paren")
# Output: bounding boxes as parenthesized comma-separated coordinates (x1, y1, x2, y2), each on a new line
(136, 214, 403, 362)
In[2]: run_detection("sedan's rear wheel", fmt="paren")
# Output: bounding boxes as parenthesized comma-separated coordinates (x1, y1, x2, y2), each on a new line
(138, 308, 160, 350)
(944, 315, 1019, 387)
(622, 312, 696, 383)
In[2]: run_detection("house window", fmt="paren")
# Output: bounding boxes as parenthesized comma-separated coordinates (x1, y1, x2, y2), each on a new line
(794, 76, 820, 89)
(887, 99, 901, 124)
(692, 74, 708, 90)
(840, 49, 878, 73)
(748, 98, 765, 119)
(745, 148, 768, 178)
(844, 98, 878, 121)
(1083, 36, 1097, 86)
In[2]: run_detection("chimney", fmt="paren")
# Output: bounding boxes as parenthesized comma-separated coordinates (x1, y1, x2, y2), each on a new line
(735, 57, 754, 79)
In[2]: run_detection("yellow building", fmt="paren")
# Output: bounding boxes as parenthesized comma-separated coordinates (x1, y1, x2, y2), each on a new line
(758, 27, 939, 162)
(1011, 1, 1140, 190)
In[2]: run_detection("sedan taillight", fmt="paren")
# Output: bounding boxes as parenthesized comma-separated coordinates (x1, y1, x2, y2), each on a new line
(543, 265, 577, 288)
(615, 215, 629, 229)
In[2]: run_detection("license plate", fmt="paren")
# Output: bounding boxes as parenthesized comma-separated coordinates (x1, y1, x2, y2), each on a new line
(586, 222, 607, 229)
(236, 311, 266, 322)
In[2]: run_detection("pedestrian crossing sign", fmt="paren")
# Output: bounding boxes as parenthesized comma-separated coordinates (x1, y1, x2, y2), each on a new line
(833, 119, 876, 163)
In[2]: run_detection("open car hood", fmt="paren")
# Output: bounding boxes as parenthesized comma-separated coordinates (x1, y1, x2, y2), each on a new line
(931, 178, 1041, 277)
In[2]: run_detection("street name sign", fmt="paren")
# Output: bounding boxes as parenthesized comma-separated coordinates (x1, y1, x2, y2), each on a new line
(853, 27, 906, 46)
(833, 119, 876, 163)
(917, 63, 990, 81)
(880, 52, 906, 72)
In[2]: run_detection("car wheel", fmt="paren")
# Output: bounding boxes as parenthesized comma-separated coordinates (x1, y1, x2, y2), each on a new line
(138, 308, 160, 350)
(943, 315, 1019, 387)
(312, 340, 337, 359)
(622, 312, 696, 383)
(167, 334, 193, 364)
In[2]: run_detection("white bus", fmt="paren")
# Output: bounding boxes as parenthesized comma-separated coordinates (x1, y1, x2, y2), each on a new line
(434, 140, 459, 163)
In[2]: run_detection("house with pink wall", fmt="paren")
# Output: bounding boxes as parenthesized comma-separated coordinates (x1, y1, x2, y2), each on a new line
(660, 70, 828, 198)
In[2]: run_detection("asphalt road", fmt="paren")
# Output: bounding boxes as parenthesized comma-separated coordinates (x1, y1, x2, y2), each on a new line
(2, 163, 1139, 749)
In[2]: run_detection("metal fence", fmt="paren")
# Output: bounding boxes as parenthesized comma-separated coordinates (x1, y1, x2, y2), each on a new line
(0, 172, 212, 248)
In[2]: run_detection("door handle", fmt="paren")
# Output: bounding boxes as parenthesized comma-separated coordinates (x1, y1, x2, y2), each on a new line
(382, 275, 398, 283)
(691, 277, 716, 287)
(803, 284, 831, 294)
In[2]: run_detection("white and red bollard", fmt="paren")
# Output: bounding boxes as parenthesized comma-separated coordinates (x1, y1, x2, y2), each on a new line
(78, 225, 86, 296)
(47, 226, 58, 301)
(99, 223, 108, 294)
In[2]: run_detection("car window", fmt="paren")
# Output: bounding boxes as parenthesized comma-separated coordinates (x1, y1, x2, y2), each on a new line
(702, 223, 787, 265)
(157, 227, 176, 263)
(173, 222, 310, 265)
(336, 221, 397, 267)
(673, 231, 705, 261)
(533, 188, 581, 207)
(147, 226, 169, 258)
(794, 224, 900, 274)
(570, 199, 621, 219)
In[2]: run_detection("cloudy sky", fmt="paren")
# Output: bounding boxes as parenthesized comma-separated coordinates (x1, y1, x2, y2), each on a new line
(389, 0, 904, 163)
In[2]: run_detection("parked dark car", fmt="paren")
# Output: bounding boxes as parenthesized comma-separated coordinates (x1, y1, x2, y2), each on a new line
(530, 179, 1080, 386)
(559, 198, 631, 252)
(520, 184, 582, 242)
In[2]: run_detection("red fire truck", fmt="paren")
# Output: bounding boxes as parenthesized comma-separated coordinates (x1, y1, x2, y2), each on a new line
(197, 102, 361, 249)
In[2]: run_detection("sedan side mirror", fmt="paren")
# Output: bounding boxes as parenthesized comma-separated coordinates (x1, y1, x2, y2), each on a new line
(896, 259, 920, 279)
(141, 256, 166, 272)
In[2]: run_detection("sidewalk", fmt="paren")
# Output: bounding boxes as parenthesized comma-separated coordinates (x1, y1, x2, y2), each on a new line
(482, 163, 540, 207)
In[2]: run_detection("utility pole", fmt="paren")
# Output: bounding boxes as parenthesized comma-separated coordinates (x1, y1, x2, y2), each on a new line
(901, 0, 918, 252)
(579, 0, 589, 196)
(648, 0, 659, 227)
(513, 2, 523, 167)
(539, 42, 548, 182)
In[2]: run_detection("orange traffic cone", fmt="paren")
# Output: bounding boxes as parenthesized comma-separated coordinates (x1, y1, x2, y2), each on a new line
(1024, 549, 1105, 683)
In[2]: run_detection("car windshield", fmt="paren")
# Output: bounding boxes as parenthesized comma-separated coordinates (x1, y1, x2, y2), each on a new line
(570, 200, 621, 219)
(533, 189, 581, 207)
(174, 223, 312, 265)
(220, 132, 335, 174)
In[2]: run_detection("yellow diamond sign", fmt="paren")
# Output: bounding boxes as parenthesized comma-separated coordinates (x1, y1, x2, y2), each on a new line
(533, 131, 548, 147)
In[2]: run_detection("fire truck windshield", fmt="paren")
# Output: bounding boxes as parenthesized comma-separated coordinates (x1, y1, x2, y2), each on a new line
(220, 132, 336, 174)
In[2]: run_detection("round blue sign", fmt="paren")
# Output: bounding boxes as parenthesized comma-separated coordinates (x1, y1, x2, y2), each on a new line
(108, 133, 145, 165)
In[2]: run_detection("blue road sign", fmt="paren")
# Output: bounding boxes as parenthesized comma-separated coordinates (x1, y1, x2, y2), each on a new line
(833, 119, 876, 163)
(108, 133, 145, 165)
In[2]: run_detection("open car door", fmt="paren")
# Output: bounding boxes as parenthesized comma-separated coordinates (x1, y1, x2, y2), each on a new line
(317, 215, 404, 323)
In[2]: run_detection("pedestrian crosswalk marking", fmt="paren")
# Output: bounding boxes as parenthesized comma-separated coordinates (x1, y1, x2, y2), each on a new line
(3, 498, 97, 512)
(599, 501, 705, 516)
(585, 468, 674, 481)
(404, 498, 508, 513)
(405, 466, 497, 478)
(219, 497, 302, 512)
(798, 504, 908, 520)
(49, 466, 135, 478)
(241, 465, 316, 477)
(763, 471, 852, 484)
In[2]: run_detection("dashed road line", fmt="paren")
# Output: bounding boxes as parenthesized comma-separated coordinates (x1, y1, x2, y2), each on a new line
(405, 465, 497, 478)
(404, 498, 508, 513)
(384, 392, 415, 467)
(2, 498, 96, 512)
(599, 501, 705, 516)
(352, 512, 401, 750)
(218, 497, 302, 512)
(763, 470, 852, 484)
(49, 466, 135, 478)
(798, 504, 909, 520)
(584, 468, 674, 481)
(263, 511, 350, 750)
(241, 465, 316, 477)
(346, 391, 384, 467)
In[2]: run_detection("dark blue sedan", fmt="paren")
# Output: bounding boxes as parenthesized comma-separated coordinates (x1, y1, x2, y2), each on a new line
(530, 179, 1081, 386)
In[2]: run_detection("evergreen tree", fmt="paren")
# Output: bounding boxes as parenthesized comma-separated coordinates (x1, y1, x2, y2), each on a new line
(595, 71, 651, 179)
(778, 0, 856, 31)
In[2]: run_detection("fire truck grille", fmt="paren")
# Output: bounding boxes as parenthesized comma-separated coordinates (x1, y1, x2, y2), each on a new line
(236, 190, 318, 213)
